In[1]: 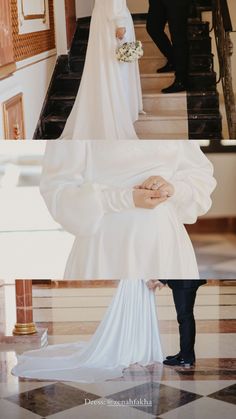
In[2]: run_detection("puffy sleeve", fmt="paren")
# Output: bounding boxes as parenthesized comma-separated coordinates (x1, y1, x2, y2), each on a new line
(40, 141, 135, 237)
(169, 142, 217, 224)
(104, 0, 129, 27)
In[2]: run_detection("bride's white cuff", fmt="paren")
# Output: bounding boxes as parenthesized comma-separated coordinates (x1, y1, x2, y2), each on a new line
(101, 187, 135, 213)
(169, 181, 193, 205)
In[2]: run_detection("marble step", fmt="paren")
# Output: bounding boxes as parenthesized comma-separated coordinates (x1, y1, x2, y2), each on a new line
(135, 22, 210, 42)
(188, 21, 210, 37)
(42, 112, 189, 140)
(141, 73, 175, 92)
(189, 36, 212, 54)
(55, 72, 81, 93)
(76, 25, 90, 40)
(70, 57, 85, 73)
(48, 94, 76, 118)
(142, 92, 187, 113)
(42, 115, 66, 139)
(140, 43, 213, 73)
(135, 111, 188, 136)
(189, 132, 222, 140)
(70, 39, 88, 57)
(187, 91, 220, 111)
(188, 113, 222, 139)
(188, 71, 217, 90)
(50, 86, 185, 117)
(135, 23, 153, 42)
(139, 56, 166, 73)
(141, 41, 165, 58)
(139, 133, 188, 140)
(190, 54, 214, 72)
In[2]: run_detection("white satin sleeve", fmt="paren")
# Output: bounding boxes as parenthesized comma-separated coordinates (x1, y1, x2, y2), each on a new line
(169, 142, 217, 224)
(40, 142, 135, 237)
(104, 0, 129, 27)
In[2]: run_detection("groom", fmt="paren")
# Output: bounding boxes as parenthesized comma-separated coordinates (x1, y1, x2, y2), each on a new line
(146, 0, 191, 93)
(160, 280, 207, 366)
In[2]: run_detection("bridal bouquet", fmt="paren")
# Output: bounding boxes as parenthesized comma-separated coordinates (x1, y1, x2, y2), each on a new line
(116, 41, 144, 63)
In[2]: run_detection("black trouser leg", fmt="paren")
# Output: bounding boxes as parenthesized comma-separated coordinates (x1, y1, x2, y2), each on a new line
(172, 288, 197, 363)
(163, 0, 190, 83)
(146, 0, 174, 64)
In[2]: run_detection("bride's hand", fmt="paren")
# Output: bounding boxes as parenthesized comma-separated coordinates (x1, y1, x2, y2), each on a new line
(135, 176, 175, 199)
(133, 188, 168, 209)
(116, 27, 126, 40)
(146, 280, 165, 291)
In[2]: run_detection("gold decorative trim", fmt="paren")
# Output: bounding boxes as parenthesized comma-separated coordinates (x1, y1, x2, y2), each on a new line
(21, 0, 47, 21)
(0, 63, 17, 80)
(13, 322, 37, 335)
(12, 0, 55, 62)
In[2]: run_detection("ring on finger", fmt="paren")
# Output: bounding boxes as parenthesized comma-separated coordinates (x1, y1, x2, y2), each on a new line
(152, 181, 162, 190)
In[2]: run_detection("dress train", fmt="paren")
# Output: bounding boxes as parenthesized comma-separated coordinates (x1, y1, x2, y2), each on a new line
(12, 280, 163, 383)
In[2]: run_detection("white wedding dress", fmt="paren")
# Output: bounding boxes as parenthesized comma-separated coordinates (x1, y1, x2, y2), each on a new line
(12, 280, 163, 382)
(40, 140, 216, 280)
(60, 0, 143, 140)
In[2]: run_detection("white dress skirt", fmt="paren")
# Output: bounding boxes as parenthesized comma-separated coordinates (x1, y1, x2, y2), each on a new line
(12, 280, 163, 383)
(60, 0, 143, 140)
(40, 141, 217, 280)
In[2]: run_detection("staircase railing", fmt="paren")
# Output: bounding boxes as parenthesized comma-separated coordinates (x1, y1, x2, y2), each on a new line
(213, 0, 236, 138)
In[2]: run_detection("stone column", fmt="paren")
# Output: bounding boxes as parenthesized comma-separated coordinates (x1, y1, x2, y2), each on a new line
(13, 280, 37, 335)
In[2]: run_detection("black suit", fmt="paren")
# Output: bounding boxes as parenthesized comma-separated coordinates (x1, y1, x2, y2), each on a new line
(161, 280, 207, 362)
(146, 0, 191, 83)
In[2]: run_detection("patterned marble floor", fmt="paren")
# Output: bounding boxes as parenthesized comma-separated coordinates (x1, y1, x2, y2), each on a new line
(0, 282, 236, 418)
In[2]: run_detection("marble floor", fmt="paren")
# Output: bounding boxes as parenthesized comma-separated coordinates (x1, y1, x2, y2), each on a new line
(0, 281, 236, 418)
(192, 234, 236, 280)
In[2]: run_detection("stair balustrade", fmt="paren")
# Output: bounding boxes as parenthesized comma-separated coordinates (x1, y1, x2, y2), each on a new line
(213, 0, 236, 138)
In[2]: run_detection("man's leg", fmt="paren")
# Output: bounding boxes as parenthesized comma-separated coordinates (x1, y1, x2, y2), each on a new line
(146, 0, 174, 65)
(172, 287, 197, 363)
(164, 0, 190, 84)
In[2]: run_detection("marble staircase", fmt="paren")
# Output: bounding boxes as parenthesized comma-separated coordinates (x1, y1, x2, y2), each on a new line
(135, 23, 188, 139)
(34, 0, 223, 140)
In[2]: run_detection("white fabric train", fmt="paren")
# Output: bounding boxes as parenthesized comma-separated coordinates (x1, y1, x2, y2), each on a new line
(12, 280, 163, 383)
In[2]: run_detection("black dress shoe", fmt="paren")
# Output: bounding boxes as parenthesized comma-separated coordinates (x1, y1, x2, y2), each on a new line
(162, 80, 187, 94)
(163, 358, 194, 367)
(166, 352, 181, 360)
(166, 352, 196, 362)
(157, 62, 175, 74)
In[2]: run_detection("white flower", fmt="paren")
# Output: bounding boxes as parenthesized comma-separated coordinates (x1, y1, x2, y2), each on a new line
(116, 40, 144, 63)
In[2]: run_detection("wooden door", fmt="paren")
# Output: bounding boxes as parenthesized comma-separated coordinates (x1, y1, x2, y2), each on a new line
(64, 0, 77, 49)
(3, 94, 25, 140)
(0, 0, 16, 78)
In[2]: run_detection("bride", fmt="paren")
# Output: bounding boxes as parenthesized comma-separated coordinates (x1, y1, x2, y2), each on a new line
(12, 280, 164, 382)
(40, 140, 216, 280)
(60, 0, 143, 140)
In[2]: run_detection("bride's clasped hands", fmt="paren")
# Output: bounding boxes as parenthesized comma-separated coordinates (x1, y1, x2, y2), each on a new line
(133, 176, 175, 209)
